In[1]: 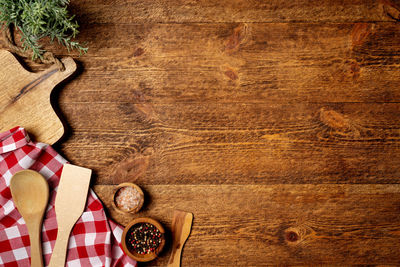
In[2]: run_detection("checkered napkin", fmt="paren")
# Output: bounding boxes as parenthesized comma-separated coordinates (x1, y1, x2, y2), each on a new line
(0, 127, 137, 267)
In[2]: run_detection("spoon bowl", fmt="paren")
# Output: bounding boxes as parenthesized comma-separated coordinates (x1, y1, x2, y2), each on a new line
(10, 170, 49, 267)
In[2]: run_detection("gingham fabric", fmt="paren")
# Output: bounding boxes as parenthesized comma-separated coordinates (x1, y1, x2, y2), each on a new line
(0, 127, 137, 267)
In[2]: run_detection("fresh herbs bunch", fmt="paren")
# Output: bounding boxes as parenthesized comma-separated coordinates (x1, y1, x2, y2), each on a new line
(0, 0, 87, 60)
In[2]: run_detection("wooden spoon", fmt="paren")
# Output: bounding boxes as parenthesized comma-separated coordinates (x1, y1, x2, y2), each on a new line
(10, 170, 49, 267)
(167, 210, 193, 267)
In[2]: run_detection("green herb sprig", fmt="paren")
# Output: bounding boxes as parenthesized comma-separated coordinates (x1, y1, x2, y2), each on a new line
(0, 0, 87, 60)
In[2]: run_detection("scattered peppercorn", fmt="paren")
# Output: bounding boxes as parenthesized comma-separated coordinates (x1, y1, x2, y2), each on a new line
(126, 223, 163, 255)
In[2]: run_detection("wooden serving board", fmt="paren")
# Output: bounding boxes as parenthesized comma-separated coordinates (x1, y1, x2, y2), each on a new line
(0, 50, 76, 144)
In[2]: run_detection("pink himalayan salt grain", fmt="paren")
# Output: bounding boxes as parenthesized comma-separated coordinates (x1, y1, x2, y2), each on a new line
(115, 186, 141, 211)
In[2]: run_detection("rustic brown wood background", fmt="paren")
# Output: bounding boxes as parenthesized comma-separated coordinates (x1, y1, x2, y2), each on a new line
(4, 0, 400, 265)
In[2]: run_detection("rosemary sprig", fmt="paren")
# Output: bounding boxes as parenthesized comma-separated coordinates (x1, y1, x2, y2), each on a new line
(0, 0, 87, 60)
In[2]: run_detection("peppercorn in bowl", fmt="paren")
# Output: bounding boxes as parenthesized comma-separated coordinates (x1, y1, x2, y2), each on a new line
(121, 217, 166, 262)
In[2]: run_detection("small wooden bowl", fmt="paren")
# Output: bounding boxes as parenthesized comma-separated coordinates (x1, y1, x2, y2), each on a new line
(121, 217, 166, 262)
(112, 183, 144, 214)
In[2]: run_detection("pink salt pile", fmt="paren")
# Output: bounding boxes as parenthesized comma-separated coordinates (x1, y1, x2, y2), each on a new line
(115, 186, 141, 211)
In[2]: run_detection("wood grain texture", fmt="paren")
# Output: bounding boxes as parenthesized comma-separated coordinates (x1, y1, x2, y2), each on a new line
(58, 103, 400, 185)
(4, 0, 398, 265)
(94, 184, 400, 266)
(69, 0, 400, 23)
(0, 50, 76, 144)
(45, 22, 400, 103)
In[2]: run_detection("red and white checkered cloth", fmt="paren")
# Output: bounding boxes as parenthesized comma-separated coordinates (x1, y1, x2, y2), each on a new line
(0, 127, 137, 267)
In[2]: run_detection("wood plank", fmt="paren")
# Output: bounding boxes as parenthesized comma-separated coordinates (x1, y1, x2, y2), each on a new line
(94, 184, 400, 266)
(5, 23, 400, 103)
(58, 102, 400, 185)
(69, 0, 400, 23)
(43, 22, 400, 103)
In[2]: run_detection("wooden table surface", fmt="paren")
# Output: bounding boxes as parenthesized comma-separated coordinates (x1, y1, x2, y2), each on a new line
(8, 0, 400, 265)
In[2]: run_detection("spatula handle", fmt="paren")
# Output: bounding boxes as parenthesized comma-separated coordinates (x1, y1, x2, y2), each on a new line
(26, 220, 44, 267)
(167, 245, 183, 267)
(48, 228, 72, 267)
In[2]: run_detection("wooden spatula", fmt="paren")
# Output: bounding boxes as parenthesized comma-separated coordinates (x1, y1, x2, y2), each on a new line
(48, 164, 92, 267)
(167, 210, 193, 267)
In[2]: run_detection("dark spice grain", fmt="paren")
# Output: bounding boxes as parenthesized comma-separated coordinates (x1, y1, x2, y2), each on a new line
(127, 223, 163, 255)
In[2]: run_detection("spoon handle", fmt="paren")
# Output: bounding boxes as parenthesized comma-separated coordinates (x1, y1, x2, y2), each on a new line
(26, 219, 44, 267)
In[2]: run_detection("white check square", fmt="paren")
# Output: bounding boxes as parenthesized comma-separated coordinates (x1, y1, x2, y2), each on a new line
(4, 225, 20, 239)
(12, 247, 28, 260)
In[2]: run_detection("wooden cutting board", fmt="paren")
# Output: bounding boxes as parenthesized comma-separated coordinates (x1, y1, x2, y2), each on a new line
(0, 50, 76, 144)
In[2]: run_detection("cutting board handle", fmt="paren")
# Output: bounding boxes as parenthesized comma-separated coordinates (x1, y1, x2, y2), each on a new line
(37, 57, 77, 89)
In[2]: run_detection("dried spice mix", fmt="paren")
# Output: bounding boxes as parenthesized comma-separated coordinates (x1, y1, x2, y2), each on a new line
(126, 223, 163, 255)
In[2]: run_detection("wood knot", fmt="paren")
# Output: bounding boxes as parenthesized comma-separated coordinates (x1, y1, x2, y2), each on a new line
(224, 69, 238, 80)
(225, 24, 249, 52)
(284, 225, 315, 245)
(286, 231, 299, 242)
(222, 66, 239, 81)
(319, 108, 352, 131)
(330, 60, 361, 82)
(109, 153, 150, 183)
(317, 108, 382, 140)
(283, 227, 302, 245)
(132, 91, 161, 123)
(351, 23, 374, 48)
(379, 0, 400, 21)
(349, 61, 360, 80)
(133, 48, 145, 57)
